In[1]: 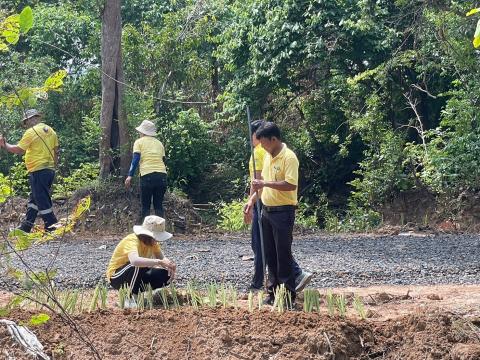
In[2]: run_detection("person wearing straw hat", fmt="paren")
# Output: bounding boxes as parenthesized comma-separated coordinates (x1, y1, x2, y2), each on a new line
(106, 215, 176, 308)
(125, 120, 167, 223)
(0, 109, 58, 232)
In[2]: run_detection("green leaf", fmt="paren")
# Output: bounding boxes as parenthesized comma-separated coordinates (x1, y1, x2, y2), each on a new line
(19, 6, 33, 34)
(29, 313, 50, 326)
(44, 70, 68, 90)
(466, 8, 480, 16)
(2, 15, 20, 45)
(474, 20, 480, 48)
(0, 42, 8, 52)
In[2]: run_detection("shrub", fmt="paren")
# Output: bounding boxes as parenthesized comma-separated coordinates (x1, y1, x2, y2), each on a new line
(7, 162, 30, 197)
(217, 199, 248, 232)
(54, 162, 99, 198)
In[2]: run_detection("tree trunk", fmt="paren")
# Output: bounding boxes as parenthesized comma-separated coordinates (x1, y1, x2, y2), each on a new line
(99, 0, 129, 179)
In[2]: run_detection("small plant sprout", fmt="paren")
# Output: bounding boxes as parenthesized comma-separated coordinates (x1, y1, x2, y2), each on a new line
(78, 289, 85, 312)
(170, 283, 180, 308)
(89, 284, 100, 312)
(229, 285, 238, 308)
(207, 283, 217, 308)
(118, 285, 129, 309)
(100, 284, 108, 309)
(159, 288, 169, 310)
(272, 284, 287, 313)
(326, 290, 335, 316)
(219, 283, 228, 308)
(353, 294, 366, 319)
(137, 292, 145, 311)
(303, 289, 320, 313)
(257, 290, 264, 310)
(187, 281, 200, 309)
(145, 284, 154, 310)
(336, 293, 347, 317)
(248, 291, 254, 312)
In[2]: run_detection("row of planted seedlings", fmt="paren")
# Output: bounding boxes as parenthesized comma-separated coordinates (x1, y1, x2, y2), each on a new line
(302, 289, 367, 319)
(17, 281, 367, 319)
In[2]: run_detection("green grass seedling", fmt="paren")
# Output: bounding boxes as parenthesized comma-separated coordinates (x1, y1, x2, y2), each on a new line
(336, 293, 346, 317)
(257, 290, 264, 310)
(89, 284, 100, 312)
(207, 283, 217, 308)
(169, 283, 180, 308)
(160, 288, 170, 310)
(145, 284, 154, 310)
(353, 294, 366, 319)
(303, 289, 320, 313)
(326, 290, 335, 316)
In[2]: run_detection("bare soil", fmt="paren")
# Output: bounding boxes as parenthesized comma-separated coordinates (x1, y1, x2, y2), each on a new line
(2, 285, 480, 359)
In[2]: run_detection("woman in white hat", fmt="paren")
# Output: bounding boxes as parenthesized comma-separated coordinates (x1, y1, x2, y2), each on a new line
(125, 120, 167, 222)
(106, 216, 176, 307)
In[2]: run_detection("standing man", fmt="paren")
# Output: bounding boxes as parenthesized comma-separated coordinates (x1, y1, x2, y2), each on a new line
(246, 120, 312, 292)
(244, 122, 302, 306)
(0, 109, 59, 232)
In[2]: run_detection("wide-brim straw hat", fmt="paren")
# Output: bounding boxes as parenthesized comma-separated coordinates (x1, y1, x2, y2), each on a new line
(22, 109, 41, 122)
(135, 120, 157, 136)
(133, 215, 172, 242)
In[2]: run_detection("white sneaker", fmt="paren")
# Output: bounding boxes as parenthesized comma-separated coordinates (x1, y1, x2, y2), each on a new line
(123, 298, 138, 309)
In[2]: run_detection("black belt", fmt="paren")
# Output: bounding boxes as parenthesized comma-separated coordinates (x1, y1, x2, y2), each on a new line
(263, 205, 296, 212)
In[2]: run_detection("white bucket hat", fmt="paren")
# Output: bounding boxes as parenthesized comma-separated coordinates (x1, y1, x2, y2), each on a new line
(133, 216, 172, 242)
(135, 120, 157, 136)
(22, 109, 41, 122)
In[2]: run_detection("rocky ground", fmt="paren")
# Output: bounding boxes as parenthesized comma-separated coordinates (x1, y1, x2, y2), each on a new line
(4, 233, 480, 290)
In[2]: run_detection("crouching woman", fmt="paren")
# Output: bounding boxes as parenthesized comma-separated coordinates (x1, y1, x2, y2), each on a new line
(106, 216, 176, 306)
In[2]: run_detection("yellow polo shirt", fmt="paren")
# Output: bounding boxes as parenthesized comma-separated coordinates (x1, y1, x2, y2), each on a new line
(132, 136, 167, 176)
(106, 233, 163, 280)
(261, 144, 299, 206)
(249, 144, 267, 180)
(17, 123, 58, 173)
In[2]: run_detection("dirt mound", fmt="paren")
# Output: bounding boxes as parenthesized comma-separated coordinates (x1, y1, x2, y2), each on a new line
(0, 181, 203, 236)
(2, 308, 479, 359)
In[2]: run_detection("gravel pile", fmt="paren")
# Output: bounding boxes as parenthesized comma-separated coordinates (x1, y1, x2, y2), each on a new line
(4, 234, 480, 290)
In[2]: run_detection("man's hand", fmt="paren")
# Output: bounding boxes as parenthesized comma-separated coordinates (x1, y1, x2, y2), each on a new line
(243, 201, 253, 224)
(252, 179, 265, 192)
(124, 176, 132, 189)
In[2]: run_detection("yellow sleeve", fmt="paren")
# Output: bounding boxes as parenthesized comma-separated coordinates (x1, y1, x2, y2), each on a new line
(284, 156, 299, 186)
(254, 147, 264, 171)
(132, 139, 141, 153)
(17, 129, 34, 150)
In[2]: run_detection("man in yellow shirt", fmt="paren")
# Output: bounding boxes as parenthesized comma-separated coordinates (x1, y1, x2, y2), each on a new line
(246, 120, 311, 292)
(0, 109, 58, 232)
(244, 122, 301, 306)
(125, 120, 167, 222)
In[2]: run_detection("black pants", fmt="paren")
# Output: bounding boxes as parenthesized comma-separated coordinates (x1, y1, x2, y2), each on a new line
(140, 172, 167, 221)
(251, 202, 302, 289)
(20, 169, 57, 233)
(109, 263, 170, 294)
(261, 207, 296, 301)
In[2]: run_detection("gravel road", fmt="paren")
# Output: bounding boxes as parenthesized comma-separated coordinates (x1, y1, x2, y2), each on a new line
(4, 234, 480, 290)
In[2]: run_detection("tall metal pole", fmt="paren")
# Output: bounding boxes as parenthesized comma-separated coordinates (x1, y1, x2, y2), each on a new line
(246, 106, 267, 288)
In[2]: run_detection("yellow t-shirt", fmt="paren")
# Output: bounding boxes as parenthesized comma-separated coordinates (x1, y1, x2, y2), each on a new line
(106, 233, 163, 280)
(132, 136, 167, 176)
(17, 123, 58, 173)
(261, 144, 299, 206)
(249, 144, 267, 180)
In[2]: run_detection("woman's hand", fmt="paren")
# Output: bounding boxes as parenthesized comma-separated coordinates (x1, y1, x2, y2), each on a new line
(124, 176, 132, 189)
(158, 258, 176, 279)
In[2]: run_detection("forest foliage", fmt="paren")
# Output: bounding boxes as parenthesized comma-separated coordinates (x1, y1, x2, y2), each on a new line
(1, 0, 480, 229)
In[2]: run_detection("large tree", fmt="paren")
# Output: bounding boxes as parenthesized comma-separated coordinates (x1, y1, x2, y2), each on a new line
(99, 0, 129, 178)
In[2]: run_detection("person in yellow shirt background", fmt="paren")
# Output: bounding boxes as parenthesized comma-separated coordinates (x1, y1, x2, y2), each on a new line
(246, 120, 312, 292)
(106, 215, 176, 309)
(244, 121, 303, 306)
(0, 109, 59, 232)
(125, 120, 168, 223)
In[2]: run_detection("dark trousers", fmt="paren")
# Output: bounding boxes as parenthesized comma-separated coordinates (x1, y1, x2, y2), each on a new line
(109, 263, 170, 294)
(261, 207, 296, 300)
(251, 202, 302, 289)
(20, 169, 57, 233)
(140, 172, 167, 221)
